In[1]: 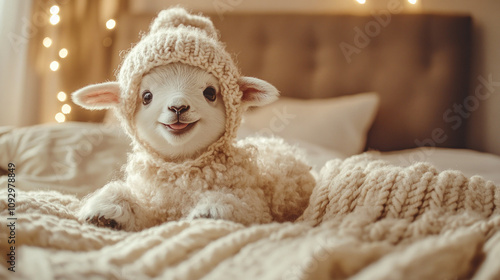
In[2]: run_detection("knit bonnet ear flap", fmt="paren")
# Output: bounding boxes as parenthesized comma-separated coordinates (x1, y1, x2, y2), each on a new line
(149, 7, 218, 38)
(72, 82, 120, 110)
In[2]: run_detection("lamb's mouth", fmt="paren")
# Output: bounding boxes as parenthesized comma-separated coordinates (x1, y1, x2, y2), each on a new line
(161, 121, 198, 135)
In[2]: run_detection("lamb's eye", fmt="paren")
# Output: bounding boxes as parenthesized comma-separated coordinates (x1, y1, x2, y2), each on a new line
(142, 90, 153, 105)
(203, 86, 217, 102)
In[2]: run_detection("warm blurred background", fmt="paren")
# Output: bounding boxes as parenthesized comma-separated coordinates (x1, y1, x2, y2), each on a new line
(1, 0, 499, 155)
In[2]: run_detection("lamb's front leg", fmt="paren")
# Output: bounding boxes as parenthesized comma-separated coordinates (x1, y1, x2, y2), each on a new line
(78, 180, 138, 231)
(187, 189, 272, 225)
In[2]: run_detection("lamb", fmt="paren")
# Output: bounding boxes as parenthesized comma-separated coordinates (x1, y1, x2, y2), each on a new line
(72, 7, 316, 231)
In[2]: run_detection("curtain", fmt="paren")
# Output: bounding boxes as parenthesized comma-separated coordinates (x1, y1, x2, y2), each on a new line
(0, 0, 37, 127)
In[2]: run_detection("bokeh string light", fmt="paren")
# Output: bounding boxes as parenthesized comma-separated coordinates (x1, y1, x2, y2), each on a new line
(45, 5, 117, 123)
(43, 37, 52, 48)
(57, 91, 67, 102)
(49, 61, 59, 71)
(59, 48, 68, 58)
(106, 19, 116, 30)
(61, 104, 72, 114)
(55, 112, 65, 123)
(49, 14, 60, 25)
(43, 4, 67, 122)
(49, 5, 59, 15)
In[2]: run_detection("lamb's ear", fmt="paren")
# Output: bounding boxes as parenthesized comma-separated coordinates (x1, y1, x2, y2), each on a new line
(238, 77, 279, 109)
(72, 82, 120, 110)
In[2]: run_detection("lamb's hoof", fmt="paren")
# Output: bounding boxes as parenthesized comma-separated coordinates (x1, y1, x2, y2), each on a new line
(87, 216, 122, 230)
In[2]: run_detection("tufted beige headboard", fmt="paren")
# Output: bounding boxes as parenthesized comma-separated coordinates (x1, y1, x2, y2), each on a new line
(114, 13, 472, 151)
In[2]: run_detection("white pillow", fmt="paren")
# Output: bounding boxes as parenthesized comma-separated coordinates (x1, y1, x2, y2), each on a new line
(237, 92, 380, 157)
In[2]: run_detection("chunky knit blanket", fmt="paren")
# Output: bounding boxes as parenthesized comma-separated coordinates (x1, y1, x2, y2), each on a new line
(1, 154, 499, 279)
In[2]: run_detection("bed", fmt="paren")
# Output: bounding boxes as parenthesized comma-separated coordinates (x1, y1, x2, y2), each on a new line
(1, 12, 499, 279)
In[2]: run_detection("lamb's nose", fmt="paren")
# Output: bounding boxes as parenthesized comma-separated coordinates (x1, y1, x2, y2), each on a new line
(168, 105, 190, 115)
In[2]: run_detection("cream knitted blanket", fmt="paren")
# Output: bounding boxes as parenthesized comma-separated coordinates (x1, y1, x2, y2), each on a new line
(1, 154, 499, 279)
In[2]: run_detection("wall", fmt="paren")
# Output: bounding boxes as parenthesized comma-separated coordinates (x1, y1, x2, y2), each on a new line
(132, 0, 500, 155)
(419, 0, 500, 156)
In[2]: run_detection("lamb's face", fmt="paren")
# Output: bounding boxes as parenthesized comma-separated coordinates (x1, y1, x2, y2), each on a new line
(72, 63, 279, 162)
(135, 63, 226, 160)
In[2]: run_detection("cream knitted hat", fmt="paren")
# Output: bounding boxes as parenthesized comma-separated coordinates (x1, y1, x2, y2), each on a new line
(72, 7, 278, 169)
(116, 7, 243, 164)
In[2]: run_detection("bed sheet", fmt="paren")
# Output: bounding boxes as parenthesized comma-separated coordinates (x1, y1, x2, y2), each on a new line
(1, 147, 499, 280)
(1, 123, 499, 279)
(287, 137, 500, 185)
